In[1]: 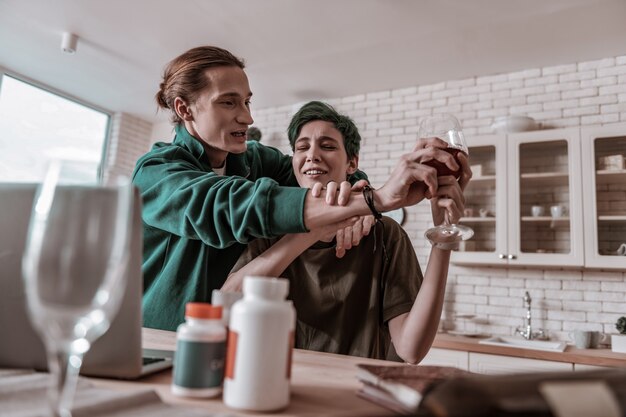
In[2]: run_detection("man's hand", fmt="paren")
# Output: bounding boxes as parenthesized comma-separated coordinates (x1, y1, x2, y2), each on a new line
(310, 180, 355, 205)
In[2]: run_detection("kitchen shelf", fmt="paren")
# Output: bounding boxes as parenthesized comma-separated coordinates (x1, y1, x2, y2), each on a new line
(521, 216, 570, 226)
(595, 169, 626, 185)
(520, 172, 569, 187)
(468, 175, 496, 186)
(597, 215, 626, 221)
(460, 217, 496, 223)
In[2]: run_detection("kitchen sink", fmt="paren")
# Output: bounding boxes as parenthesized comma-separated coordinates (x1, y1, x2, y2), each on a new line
(479, 336, 567, 352)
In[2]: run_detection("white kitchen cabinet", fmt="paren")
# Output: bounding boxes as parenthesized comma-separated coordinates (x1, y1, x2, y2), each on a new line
(420, 347, 469, 370)
(507, 128, 584, 267)
(453, 128, 584, 267)
(581, 123, 626, 269)
(468, 352, 573, 375)
(573, 363, 614, 371)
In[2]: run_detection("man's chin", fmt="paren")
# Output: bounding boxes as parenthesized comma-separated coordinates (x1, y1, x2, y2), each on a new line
(229, 142, 248, 154)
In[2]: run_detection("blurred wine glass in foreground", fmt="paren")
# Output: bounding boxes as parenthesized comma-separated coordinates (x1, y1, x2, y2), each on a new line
(22, 160, 133, 416)
(418, 114, 474, 249)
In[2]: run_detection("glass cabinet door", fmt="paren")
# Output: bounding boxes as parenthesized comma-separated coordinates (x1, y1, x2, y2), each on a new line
(518, 140, 571, 255)
(582, 124, 626, 269)
(452, 135, 507, 265)
(462, 145, 497, 252)
(508, 128, 583, 267)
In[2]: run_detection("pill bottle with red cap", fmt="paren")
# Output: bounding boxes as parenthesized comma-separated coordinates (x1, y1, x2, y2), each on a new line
(171, 302, 226, 397)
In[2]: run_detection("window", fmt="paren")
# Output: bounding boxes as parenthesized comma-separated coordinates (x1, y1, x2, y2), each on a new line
(0, 74, 110, 183)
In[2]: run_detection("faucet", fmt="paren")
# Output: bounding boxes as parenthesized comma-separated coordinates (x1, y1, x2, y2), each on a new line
(515, 291, 546, 340)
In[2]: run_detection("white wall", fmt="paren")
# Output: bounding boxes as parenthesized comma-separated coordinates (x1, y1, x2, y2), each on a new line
(251, 55, 626, 342)
(150, 120, 175, 143)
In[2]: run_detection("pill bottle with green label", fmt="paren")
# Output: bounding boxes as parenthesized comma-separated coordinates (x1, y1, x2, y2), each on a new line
(171, 302, 226, 397)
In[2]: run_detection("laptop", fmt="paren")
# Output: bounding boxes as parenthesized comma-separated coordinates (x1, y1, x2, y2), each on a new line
(0, 183, 172, 379)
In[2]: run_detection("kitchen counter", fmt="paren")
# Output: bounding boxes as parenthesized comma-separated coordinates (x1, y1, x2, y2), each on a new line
(432, 333, 626, 368)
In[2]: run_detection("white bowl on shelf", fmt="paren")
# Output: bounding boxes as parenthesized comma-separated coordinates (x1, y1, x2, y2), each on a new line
(491, 115, 538, 133)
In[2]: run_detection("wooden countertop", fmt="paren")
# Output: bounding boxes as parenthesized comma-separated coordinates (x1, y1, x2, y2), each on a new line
(432, 333, 626, 368)
(91, 328, 395, 417)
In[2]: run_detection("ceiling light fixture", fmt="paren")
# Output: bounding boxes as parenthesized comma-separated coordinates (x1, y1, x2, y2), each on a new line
(61, 32, 78, 54)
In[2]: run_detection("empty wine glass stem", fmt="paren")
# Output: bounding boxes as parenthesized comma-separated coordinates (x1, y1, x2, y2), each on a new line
(46, 345, 83, 417)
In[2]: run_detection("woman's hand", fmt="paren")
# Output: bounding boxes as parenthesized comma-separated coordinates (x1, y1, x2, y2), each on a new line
(221, 276, 243, 292)
(430, 176, 464, 226)
(334, 215, 376, 258)
(334, 180, 375, 257)
(373, 137, 474, 212)
(430, 152, 472, 226)
(309, 179, 374, 257)
(373, 137, 455, 211)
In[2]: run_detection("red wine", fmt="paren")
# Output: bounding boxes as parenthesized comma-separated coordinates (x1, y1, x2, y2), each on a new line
(424, 147, 467, 178)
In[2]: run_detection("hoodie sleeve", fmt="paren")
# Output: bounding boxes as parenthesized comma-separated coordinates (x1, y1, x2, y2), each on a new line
(133, 151, 308, 249)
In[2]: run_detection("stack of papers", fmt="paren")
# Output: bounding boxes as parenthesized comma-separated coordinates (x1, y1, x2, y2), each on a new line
(355, 363, 470, 415)
(0, 369, 212, 417)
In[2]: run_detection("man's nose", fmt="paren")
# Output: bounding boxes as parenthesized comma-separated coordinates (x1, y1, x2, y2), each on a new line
(237, 105, 254, 125)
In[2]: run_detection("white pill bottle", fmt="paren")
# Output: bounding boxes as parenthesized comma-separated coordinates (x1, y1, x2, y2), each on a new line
(223, 276, 295, 411)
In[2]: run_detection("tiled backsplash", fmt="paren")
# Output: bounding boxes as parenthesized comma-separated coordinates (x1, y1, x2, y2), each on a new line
(251, 55, 626, 342)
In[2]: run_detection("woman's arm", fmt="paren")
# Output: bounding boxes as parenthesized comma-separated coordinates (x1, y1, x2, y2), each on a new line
(387, 152, 472, 364)
(221, 232, 318, 292)
(387, 247, 451, 364)
(221, 218, 355, 292)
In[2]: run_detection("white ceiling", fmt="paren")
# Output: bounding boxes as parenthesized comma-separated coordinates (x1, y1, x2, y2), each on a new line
(1, 0, 625, 124)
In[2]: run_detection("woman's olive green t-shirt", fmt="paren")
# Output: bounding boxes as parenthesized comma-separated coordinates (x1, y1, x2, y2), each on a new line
(232, 217, 423, 360)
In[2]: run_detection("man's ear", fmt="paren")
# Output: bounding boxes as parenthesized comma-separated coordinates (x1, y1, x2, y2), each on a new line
(174, 97, 194, 122)
(347, 156, 359, 175)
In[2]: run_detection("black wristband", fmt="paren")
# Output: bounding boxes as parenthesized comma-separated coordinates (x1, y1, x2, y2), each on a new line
(362, 185, 382, 221)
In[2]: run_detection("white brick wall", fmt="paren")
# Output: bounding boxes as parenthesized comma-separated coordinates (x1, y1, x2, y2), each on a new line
(103, 112, 152, 182)
(253, 55, 626, 342)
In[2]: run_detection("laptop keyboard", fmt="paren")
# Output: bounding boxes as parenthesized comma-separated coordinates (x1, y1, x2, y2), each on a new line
(143, 357, 167, 366)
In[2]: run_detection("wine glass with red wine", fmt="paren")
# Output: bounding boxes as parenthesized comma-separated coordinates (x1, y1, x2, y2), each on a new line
(418, 114, 474, 249)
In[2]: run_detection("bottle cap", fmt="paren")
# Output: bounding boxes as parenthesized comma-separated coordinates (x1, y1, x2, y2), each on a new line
(243, 276, 289, 300)
(185, 302, 222, 319)
(211, 290, 243, 307)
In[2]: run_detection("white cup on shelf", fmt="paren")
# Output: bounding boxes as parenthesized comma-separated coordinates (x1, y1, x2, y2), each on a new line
(550, 205, 566, 218)
(531, 205, 544, 217)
